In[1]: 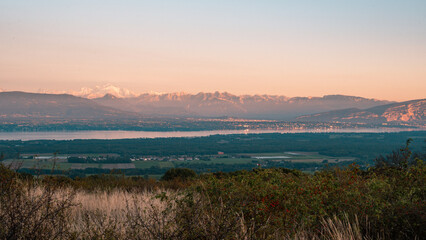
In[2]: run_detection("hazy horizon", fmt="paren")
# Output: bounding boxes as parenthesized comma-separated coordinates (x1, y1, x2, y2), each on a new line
(1, 1, 425, 101)
(0, 83, 415, 101)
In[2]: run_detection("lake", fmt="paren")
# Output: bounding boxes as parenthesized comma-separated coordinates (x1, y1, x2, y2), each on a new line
(0, 128, 422, 141)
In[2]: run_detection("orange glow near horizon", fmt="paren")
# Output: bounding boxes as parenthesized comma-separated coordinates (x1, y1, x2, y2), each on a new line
(0, 1, 425, 101)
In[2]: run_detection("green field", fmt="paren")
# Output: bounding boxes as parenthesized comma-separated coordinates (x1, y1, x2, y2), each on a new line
(3, 151, 356, 171)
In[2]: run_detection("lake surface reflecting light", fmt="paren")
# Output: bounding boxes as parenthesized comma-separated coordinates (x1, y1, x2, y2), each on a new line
(0, 128, 422, 141)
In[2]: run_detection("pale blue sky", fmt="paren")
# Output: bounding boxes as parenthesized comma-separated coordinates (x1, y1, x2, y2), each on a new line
(1, 1, 425, 100)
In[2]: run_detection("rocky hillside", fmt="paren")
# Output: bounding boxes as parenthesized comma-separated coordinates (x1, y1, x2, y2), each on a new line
(296, 99, 425, 123)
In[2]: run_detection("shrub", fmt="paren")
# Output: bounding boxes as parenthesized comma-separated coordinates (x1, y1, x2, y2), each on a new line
(161, 168, 197, 181)
(0, 165, 75, 240)
(175, 162, 425, 239)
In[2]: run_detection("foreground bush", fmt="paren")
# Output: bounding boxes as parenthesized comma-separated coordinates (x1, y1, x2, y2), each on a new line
(0, 165, 75, 239)
(174, 160, 424, 239)
(161, 168, 197, 181)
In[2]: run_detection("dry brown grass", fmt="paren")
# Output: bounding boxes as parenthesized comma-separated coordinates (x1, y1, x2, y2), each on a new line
(1, 183, 383, 239)
(63, 189, 380, 240)
(64, 189, 177, 239)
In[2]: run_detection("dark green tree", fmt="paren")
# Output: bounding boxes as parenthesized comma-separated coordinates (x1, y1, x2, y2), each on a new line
(161, 168, 196, 181)
(375, 138, 413, 169)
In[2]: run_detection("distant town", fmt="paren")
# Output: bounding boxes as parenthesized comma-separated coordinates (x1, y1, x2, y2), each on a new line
(0, 117, 422, 132)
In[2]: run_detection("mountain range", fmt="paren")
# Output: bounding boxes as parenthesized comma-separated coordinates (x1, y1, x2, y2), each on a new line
(92, 92, 392, 120)
(0, 91, 424, 123)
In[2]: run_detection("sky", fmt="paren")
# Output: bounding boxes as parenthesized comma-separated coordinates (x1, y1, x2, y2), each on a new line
(0, 0, 425, 101)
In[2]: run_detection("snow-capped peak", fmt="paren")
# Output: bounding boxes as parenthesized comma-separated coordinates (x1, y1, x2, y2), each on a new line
(71, 84, 137, 99)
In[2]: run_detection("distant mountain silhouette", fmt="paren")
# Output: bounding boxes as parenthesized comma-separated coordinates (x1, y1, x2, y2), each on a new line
(93, 92, 392, 120)
(0, 92, 137, 119)
(296, 99, 425, 123)
(0, 91, 400, 120)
